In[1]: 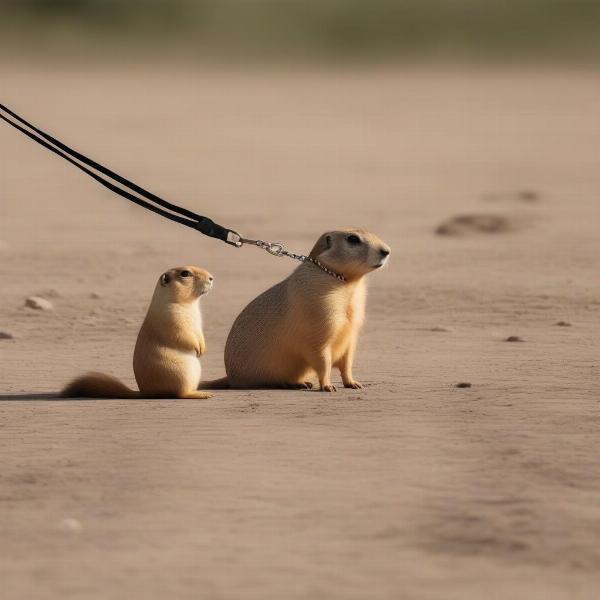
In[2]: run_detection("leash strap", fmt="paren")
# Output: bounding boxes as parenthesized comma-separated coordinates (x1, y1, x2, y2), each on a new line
(0, 103, 242, 246)
(0, 103, 346, 280)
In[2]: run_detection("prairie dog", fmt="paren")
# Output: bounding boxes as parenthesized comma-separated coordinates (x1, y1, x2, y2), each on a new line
(62, 266, 214, 399)
(209, 229, 390, 392)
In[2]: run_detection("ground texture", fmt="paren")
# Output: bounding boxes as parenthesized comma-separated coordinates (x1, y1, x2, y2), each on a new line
(1, 64, 600, 599)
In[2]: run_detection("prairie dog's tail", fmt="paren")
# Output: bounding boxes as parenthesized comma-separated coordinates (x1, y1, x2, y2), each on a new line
(198, 376, 230, 390)
(61, 372, 140, 398)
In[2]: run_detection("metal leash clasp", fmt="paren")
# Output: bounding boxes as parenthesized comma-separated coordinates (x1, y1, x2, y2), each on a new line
(237, 235, 287, 258)
(226, 230, 244, 247)
(265, 242, 284, 257)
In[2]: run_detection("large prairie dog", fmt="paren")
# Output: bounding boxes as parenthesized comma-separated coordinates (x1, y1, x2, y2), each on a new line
(214, 229, 390, 392)
(62, 266, 214, 399)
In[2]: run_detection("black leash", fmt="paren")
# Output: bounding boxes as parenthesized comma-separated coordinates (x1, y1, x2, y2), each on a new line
(0, 103, 242, 246)
(0, 103, 346, 280)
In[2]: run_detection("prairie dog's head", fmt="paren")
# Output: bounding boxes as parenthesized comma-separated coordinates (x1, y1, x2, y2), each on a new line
(309, 229, 390, 279)
(157, 266, 214, 303)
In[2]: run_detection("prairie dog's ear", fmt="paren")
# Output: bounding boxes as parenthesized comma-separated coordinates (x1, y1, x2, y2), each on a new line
(160, 272, 172, 286)
(309, 232, 333, 259)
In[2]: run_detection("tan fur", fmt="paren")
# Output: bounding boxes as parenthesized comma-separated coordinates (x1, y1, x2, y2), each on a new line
(62, 372, 140, 398)
(203, 229, 390, 392)
(62, 266, 214, 399)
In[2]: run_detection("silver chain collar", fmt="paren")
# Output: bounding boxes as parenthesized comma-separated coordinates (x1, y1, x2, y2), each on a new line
(228, 233, 346, 282)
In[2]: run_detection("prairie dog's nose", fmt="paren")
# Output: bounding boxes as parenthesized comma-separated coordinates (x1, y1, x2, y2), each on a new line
(380, 248, 390, 258)
(208, 275, 214, 282)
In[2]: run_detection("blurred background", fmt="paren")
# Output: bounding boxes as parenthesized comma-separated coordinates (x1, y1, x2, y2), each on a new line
(2, 0, 600, 63)
(3, 4, 600, 600)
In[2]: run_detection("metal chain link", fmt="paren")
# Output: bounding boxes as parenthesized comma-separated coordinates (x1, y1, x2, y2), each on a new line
(236, 235, 346, 281)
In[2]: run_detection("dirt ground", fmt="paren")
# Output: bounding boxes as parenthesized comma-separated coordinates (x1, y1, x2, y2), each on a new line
(1, 63, 600, 599)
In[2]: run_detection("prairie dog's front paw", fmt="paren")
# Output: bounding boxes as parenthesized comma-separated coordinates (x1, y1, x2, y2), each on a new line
(320, 384, 337, 392)
(344, 380, 363, 389)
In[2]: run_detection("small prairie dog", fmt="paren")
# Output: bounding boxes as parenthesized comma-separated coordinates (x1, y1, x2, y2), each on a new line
(214, 229, 390, 392)
(62, 266, 214, 399)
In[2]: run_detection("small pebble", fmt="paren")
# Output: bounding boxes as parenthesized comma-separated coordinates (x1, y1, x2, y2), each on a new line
(505, 336, 524, 342)
(456, 382, 472, 388)
(518, 190, 539, 202)
(0, 331, 14, 340)
(555, 321, 572, 327)
(90, 292, 102, 299)
(59, 518, 83, 533)
(431, 325, 455, 332)
(24, 296, 54, 311)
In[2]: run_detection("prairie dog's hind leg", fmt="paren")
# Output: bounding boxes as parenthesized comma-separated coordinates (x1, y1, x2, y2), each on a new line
(281, 381, 313, 390)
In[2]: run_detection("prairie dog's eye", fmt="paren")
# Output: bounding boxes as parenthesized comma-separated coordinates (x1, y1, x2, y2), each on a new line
(179, 270, 192, 278)
(347, 234, 361, 245)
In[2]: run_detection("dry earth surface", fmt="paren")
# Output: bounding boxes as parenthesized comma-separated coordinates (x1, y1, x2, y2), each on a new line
(1, 63, 600, 599)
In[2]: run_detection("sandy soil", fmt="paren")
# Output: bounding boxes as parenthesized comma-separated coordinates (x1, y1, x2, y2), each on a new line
(1, 64, 600, 600)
